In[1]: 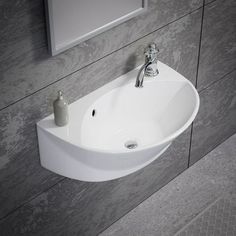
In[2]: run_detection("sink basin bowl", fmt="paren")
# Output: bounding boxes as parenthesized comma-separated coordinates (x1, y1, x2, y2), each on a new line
(37, 61, 199, 182)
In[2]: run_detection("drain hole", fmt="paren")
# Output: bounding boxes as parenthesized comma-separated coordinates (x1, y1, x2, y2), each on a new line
(125, 140, 138, 149)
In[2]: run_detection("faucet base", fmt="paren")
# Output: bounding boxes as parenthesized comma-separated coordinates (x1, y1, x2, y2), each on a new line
(144, 66, 159, 77)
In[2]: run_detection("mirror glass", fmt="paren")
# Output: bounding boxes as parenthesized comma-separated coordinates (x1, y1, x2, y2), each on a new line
(45, 0, 147, 55)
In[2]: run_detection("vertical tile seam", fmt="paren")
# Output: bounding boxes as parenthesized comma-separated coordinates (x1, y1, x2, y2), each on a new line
(189, 132, 236, 167)
(187, 1, 205, 167)
(195, 0, 205, 89)
(187, 123, 194, 168)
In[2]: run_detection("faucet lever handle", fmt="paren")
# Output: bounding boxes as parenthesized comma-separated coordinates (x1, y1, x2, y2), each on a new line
(144, 43, 159, 61)
(144, 43, 159, 77)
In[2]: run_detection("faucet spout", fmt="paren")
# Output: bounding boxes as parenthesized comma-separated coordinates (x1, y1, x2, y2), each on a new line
(135, 61, 152, 88)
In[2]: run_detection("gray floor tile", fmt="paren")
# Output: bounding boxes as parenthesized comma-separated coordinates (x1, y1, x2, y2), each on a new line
(175, 194, 236, 236)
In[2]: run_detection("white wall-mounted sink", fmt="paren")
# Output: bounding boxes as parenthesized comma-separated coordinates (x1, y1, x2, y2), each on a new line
(37, 61, 200, 182)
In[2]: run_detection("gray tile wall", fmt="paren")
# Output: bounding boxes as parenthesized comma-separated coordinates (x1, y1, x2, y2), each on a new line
(190, 0, 236, 164)
(0, 0, 202, 110)
(0, 0, 235, 235)
(197, 0, 236, 90)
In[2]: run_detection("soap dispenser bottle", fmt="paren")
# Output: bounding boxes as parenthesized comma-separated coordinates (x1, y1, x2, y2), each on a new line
(53, 90, 69, 126)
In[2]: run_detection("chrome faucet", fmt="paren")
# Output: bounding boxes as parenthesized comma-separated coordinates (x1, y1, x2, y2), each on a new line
(135, 43, 159, 88)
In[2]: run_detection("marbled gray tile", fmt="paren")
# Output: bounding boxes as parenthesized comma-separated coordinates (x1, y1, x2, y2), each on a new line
(0, 0, 202, 110)
(197, 0, 236, 90)
(100, 134, 236, 236)
(190, 70, 236, 165)
(0, 9, 201, 220)
(0, 0, 45, 58)
(0, 128, 190, 236)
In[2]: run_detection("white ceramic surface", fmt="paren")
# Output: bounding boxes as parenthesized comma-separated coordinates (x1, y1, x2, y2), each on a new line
(37, 61, 200, 181)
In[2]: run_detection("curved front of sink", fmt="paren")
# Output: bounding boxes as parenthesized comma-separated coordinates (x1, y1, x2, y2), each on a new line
(37, 61, 199, 182)
(38, 126, 170, 181)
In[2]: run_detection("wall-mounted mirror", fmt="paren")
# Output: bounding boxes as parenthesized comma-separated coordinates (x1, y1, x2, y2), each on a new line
(45, 0, 148, 56)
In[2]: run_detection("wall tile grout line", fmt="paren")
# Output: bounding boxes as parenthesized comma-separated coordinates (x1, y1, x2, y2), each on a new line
(0, 6, 203, 113)
(0, 177, 66, 222)
(198, 68, 236, 94)
(204, 0, 217, 6)
(187, 123, 194, 168)
(187, 0, 205, 168)
(189, 132, 236, 168)
(195, 0, 205, 90)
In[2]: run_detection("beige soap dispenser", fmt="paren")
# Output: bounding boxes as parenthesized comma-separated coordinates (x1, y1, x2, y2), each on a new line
(53, 90, 69, 126)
